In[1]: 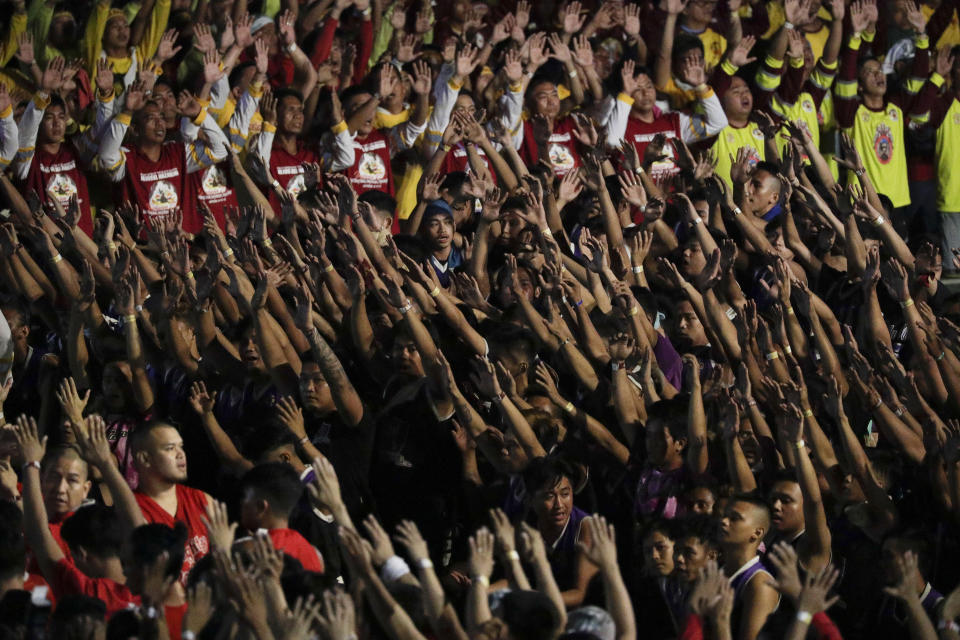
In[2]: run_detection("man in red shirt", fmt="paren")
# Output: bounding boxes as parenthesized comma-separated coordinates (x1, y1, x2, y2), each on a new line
(130, 421, 212, 584)
(238, 462, 325, 573)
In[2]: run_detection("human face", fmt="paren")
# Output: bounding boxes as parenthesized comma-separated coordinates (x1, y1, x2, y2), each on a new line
(769, 480, 804, 535)
(643, 530, 675, 577)
(136, 103, 167, 144)
(684, 0, 718, 25)
(153, 84, 177, 123)
(680, 240, 706, 277)
(425, 215, 454, 250)
(684, 487, 716, 515)
(453, 93, 476, 115)
(278, 95, 305, 135)
(141, 426, 188, 483)
(532, 476, 574, 532)
(859, 60, 886, 97)
(40, 105, 68, 143)
(498, 211, 526, 245)
(103, 15, 130, 49)
(239, 330, 265, 372)
(345, 93, 375, 136)
(674, 300, 708, 348)
(722, 77, 753, 120)
(645, 419, 683, 469)
(41, 455, 91, 518)
(102, 363, 133, 412)
(253, 23, 278, 54)
(631, 73, 658, 115)
(745, 169, 779, 214)
(675, 536, 712, 583)
(390, 337, 424, 377)
(530, 81, 561, 120)
(299, 361, 333, 413)
(720, 500, 762, 546)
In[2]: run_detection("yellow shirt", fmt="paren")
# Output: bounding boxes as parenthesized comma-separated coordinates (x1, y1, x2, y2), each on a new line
(922, 3, 960, 49)
(711, 122, 766, 189)
(686, 27, 727, 71)
(937, 97, 960, 211)
(763, 2, 831, 61)
(848, 103, 910, 208)
(374, 106, 410, 130)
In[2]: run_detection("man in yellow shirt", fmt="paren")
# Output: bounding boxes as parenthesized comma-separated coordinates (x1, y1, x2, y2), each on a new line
(83, 0, 171, 90)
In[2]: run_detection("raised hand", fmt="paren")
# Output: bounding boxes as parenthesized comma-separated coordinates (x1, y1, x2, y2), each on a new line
(13, 414, 46, 464)
(201, 499, 237, 551)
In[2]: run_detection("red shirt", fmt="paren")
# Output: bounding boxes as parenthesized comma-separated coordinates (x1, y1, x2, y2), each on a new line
(122, 142, 200, 233)
(519, 115, 581, 177)
(188, 161, 237, 231)
(440, 143, 497, 184)
(51, 558, 138, 616)
(134, 485, 210, 584)
(623, 112, 683, 181)
(268, 140, 317, 212)
(346, 129, 394, 196)
(267, 528, 324, 573)
(23, 143, 93, 236)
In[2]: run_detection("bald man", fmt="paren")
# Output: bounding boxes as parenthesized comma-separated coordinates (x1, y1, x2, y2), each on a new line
(720, 495, 780, 640)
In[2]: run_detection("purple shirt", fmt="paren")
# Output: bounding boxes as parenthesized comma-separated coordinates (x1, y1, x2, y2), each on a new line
(653, 333, 683, 389)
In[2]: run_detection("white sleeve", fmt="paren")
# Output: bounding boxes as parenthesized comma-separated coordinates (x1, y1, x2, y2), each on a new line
(327, 126, 355, 172)
(0, 109, 19, 171)
(184, 109, 231, 174)
(209, 74, 230, 111)
(422, 74, 461, 156)
(497, 86, 524, 150)
(0, 309, 11, 383)
(394, 115, 428, 151)
(602, 93, 635, 149)
(225, 90, 260, 153)
(97, 112, 130, 181)
(13, 98, 43, 180)
(679, 91, 728, 142)
(254, 125, 275, 176)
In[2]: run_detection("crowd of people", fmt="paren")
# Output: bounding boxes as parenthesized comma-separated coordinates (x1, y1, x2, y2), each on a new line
(1, 0, 960, 638)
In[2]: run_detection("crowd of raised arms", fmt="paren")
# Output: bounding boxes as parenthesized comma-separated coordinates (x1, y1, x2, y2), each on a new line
(6, 0, 960, 638)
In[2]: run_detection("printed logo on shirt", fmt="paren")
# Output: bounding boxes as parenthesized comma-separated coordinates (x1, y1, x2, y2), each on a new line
(276, 165, 303, 176)
(40, 160, 77, 173)
(286, 173, 306, 196)
(953, 112, 960, 125)
(358, 139, 388, 152)
(46, 173, 77, 204)
(751, 127, 764, 140)
(201, 166, 228, 195)
(744, 145, 761, 167)
(358, 152, 387, 182)
(549, 143, 575, 171)
(140, 168, 180, 182)
(888, 107, 898, 121)
(801, 99, 815, 113)
(874, 123, 893, 165)
(148, 180, 179, 211)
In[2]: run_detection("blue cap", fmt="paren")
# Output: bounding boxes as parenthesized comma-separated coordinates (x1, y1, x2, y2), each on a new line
(423, 199, 454, 220)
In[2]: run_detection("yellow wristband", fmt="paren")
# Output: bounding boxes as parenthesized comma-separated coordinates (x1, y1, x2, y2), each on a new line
(902, 298, 914, 309)
(542, 228, 553, 237)
(765, 351, 779, 361)
(324, 263, 335, 273)
(563, 401, 575, 414)
(186, 271, 195, 280)
(786, 306, 794, 316)
(125, 314, 137, 324)
(795, 439, 806, 449)
(51, 253, 63, 264)
(429, 286, 441, 298)
(803, 409, 813, 418)
(627, 306, 639, 317)
(223, 248, 234, 257)
(263, 238, 273, 248)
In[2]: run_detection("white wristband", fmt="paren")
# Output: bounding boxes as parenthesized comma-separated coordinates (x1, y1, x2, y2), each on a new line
(796, 610, 813, 624)
(287, 42, 297, 53)
(507, 550, 520, 561)
(784, 20, 795, 30)
(381, 555, 411, 582)
(417, 558, 434, 569)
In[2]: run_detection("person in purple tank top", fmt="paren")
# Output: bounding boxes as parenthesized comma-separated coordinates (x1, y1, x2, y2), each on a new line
(524, 457, 598, 609)
(720, 494, 780, 640)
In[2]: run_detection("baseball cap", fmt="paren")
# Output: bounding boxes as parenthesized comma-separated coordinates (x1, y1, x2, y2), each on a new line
(251, 15, 274, 35)
(423, 199, 454, 220)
